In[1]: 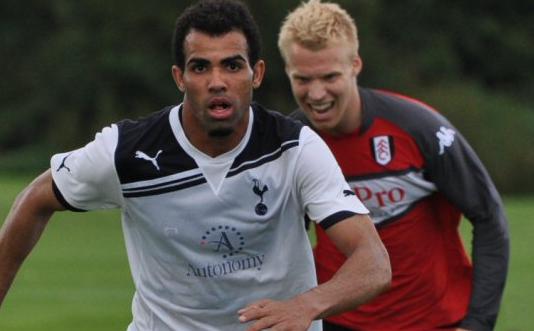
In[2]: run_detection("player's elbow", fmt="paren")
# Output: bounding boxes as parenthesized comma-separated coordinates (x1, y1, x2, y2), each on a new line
(366, 246, 392, 301)
(370, 249, 392, 298)
(345, 251, 391, 311)
(377, 258, 392, 293)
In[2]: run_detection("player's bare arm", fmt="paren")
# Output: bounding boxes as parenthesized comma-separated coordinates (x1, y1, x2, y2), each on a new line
(238, 214, 391, 331)
(0, 170, 64, 306)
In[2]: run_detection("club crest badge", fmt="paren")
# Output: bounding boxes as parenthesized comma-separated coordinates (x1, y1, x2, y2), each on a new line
(252, 179, 269, 216)
(372, 136, 394, 166)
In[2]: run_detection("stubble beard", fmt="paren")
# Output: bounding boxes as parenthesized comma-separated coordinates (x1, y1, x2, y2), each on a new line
(208, 127, 234, 137)
(206, 107, 246, 138)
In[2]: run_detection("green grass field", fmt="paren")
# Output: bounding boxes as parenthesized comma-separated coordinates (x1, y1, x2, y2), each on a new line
(0, 175, 532, 330)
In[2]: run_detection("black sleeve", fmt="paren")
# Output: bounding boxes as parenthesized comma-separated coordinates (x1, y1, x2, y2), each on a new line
(417, 111, 509, 331)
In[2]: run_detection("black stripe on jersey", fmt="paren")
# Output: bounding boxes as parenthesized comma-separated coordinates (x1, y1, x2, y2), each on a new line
(52, 180, 87, 212)
(122, 172, 205, 193)
(229, 103, 302, 173)
(122, 176, 207, 198)
(227, 140, 299, 177)
(121, 139, 299, 197)
(319, 211, 357, 230)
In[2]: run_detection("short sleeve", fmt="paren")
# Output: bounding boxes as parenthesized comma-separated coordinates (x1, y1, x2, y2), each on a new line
(50, 124, 123, 211)
(295, 127, 368, 227)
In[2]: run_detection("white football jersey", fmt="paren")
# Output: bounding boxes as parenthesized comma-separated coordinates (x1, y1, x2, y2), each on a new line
(51, 104, 368, 331)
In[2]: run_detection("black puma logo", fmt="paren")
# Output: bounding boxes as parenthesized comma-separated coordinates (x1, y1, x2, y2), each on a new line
(56, 153, 72, 172)
(343, 189, 355, 197)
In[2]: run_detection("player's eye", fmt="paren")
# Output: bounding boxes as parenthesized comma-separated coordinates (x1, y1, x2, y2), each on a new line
(226, 62, 243, 72)
(295, 76, 310, 84)
(323, 73, 339, 82)
(191, 64, 207, 73)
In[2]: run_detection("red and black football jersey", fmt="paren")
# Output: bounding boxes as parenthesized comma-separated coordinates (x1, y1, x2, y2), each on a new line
(292, 88, 509, 331)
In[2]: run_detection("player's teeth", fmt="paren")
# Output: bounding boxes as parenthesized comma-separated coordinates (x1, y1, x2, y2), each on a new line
(311, 103, 331, 111)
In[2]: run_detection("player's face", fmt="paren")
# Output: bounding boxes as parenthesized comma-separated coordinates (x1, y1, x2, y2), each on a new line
(172, 30, 264, 139)
(285, 42, 362, 135)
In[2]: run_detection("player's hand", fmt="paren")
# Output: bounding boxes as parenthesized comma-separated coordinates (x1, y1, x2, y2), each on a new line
(238, 298, 315, 331)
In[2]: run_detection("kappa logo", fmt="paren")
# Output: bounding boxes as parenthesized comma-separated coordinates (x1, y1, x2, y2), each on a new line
(56, 153, 73, 172)
(372, 136, 394, 166)
(436, 126, 456, 155)
(135, 150, 163, 170)
(200, 225, 245, 259)
(252, 179, 269, 216)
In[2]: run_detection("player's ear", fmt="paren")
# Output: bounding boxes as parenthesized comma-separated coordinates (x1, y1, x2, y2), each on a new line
(171, 65, 186, 92)
(352, 55, 363, 77)
(252, 60, 265, 89)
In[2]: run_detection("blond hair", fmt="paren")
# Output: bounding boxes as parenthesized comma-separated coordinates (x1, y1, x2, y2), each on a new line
(278, 0, 359, 60)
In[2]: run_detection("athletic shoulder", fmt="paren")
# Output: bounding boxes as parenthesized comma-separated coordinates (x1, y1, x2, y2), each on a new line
(362, 88, 450, 132)
(116, 106, 174, 139)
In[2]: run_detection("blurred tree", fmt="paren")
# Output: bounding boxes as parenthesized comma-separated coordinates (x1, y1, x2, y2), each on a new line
(0, 0, 532, 192)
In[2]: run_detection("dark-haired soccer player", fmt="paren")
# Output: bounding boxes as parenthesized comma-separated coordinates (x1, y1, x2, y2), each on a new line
(278, 1, 509, 330)
(0, 1, 391, 330)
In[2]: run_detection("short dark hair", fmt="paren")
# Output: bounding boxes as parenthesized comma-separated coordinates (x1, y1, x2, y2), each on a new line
(172, 0, 262, 70)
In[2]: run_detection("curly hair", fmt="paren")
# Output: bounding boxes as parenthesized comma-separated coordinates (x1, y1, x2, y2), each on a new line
(172, 0, 262, 69)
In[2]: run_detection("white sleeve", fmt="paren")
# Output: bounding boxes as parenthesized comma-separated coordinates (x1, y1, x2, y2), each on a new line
(50, 124, 123, 211)
(295, 127, 368, 226)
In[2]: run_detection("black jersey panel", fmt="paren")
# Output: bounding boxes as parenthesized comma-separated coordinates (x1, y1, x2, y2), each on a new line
(115, 106, 198, 184)
(229, 103, 302, 177)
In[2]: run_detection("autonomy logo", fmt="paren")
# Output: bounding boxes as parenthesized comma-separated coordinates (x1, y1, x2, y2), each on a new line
(372, 136, 393, 165)
(200, 225, 245, 259)
(187, 225, 264, 278)
(436, 126, 455, 155)
(186, 254, 265, 278)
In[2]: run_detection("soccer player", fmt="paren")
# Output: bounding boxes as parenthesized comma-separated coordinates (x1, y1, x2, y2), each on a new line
(278, 1, 509, 330)
(0, 0, 391, 330)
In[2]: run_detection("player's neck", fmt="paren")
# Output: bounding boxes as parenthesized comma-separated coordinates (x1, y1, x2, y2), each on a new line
(329, 89, 362, 137)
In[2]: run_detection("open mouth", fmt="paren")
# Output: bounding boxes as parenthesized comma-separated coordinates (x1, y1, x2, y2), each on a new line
(208, 98, 233, 119)
(309, 101, 334, 114)
(209, 100, 231, 111)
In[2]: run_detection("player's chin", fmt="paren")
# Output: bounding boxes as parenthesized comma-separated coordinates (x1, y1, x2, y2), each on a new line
(207, 125, 235, 137)
(309, 114, 336, 130)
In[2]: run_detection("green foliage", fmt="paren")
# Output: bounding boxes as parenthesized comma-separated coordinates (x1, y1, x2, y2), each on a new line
(418, 82, 534, 193)
(1, 0, 532, 192)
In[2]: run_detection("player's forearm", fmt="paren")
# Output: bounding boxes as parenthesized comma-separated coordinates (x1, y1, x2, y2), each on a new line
(0, 175, 57, 307)
(461, 210, 509, 331)
(0, 218, 48, 306)
(298, 235, 391, 320)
